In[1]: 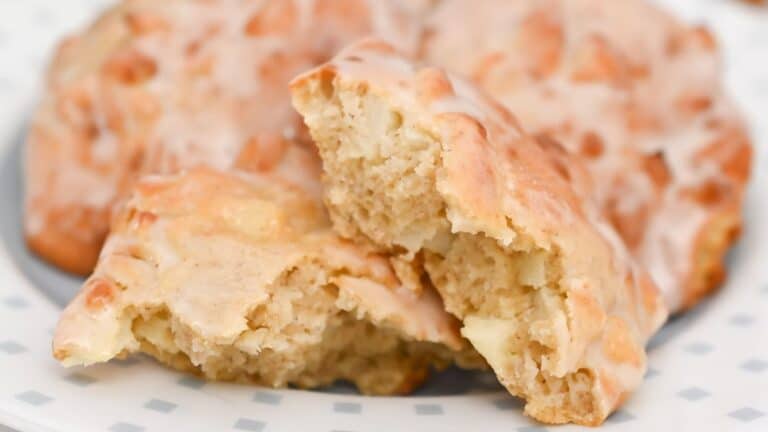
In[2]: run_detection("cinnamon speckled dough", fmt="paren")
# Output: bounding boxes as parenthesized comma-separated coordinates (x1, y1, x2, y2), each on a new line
(291, 40, 667, 425)
(25, 0, 423, 274)
(52, 167, 468, 395)
(421, 0, 752, 311)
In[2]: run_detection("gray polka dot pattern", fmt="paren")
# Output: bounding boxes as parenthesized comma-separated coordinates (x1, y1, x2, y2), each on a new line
(15, 391, 52, 406)
(333, 402, 362, 414)
(0, 1, 766, 431)
(0, 340, 26, 354)
(677, 387, 710, 401)
(729, 314, 755, 326)
(2, 296, 28, 309)
(234, 418, 266, 432)
(252, 391, 282, 405)
(684, 342, 714, 355)
(144, 399, 177, 413)
(414, 404, 443, 415)
(108, 422, 144, 432)
(741, 358, 768, 373)
(728, 407, 765, 422)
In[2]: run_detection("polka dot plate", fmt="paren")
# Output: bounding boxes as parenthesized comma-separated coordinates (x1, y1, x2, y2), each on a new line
(0, 1, 766, 431)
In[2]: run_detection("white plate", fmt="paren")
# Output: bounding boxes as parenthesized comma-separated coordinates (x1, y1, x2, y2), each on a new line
(0, 1, 766, 431)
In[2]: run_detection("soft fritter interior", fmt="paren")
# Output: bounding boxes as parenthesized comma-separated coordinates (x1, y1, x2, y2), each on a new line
(298, 82, 597, 420)
(129, 263, 447, 395)
(426, 235, 596, 422)
(304, 80, 451, 255)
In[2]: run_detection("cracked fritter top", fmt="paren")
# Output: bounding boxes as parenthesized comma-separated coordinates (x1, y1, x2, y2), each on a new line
(53, 167, 465, 394)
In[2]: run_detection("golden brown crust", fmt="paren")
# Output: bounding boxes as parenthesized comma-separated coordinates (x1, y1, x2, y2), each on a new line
(422, 0, 752, 311)
(25, 207, 106, 275)
(682, 206, 744, 308)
